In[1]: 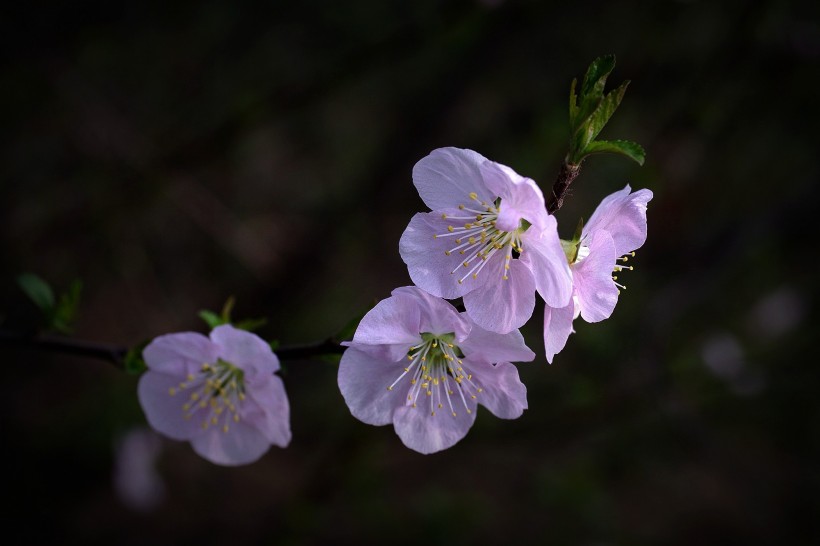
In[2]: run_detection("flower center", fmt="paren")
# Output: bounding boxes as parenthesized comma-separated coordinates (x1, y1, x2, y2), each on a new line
(433, 193, 525, 285)
(386, 332, 483, 418)
(168, 358, 246, 433)
(562, 238, 637, 292)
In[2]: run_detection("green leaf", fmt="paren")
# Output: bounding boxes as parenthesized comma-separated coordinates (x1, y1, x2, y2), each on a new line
(317, 353, 342, 365)
(581, 139, 646, 166)
(269, 339, 280, 351)
(52, 279, 82, 334)
(572, 81, 629, 160)
(18, 273, 55, 312)
(569, 77, 579, 126)
(580, 55, 616, 100)
(334, 311, 367, 343)
(234, 317, 268, 332)
(198, 310, 224, 328)
(571, 55, 617, 135)
(220, 296, 236, 323)
(124, 341, 150, 375)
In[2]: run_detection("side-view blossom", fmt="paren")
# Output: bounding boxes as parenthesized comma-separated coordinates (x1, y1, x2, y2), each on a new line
(138, 324, 291, 466)
(338, 286, 535, 454)
(543, 184, 653, 362)
(400, 147, 572, 335)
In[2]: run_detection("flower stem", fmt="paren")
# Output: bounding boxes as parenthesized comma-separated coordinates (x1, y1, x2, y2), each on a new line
(546, 159, 581, 214)
(0, 328, 344, 370)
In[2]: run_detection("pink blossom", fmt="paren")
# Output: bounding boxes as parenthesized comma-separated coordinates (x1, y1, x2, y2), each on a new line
(138, 324, 291, 466)
(400, 147, 572, 334)
(338, 286, 535, 454)
(544, 185, 653, 362)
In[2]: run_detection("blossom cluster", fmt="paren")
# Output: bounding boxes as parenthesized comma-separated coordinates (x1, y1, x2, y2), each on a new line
(137, 146, 651, 463)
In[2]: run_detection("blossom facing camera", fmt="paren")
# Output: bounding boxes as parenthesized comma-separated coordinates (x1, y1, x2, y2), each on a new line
(400, 147, 572, 335)
(543, 184, 653, 363)
(138, 324, 291, 466)
(338, 286, 535, 454)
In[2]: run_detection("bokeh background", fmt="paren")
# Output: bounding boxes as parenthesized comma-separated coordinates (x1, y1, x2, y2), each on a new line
(2, 0, 819, 543)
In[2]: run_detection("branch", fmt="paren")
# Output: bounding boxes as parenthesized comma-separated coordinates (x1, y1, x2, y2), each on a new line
(0, 328, 344, 370)
(546, 159, 581, 214)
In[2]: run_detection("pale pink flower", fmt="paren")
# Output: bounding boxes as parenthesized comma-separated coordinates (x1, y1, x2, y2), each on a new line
(138, 324, 291, 466)
(338, 286, 535, 454)
(544, 185, 653, 362)
(400, 147, 572, 334)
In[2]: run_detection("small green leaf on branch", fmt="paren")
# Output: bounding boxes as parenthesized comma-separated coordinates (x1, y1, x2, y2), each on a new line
(582, 139, 645, 166)
(18, 273, 55, 312)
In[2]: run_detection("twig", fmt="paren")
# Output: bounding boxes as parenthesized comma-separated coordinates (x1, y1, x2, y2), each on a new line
(546, 159, 581, 214)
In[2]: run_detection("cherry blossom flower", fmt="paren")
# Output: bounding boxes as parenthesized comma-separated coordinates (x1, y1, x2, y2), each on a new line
(543, 185, 653, 362)
(400, 147, 572, 334)
(338, 286, 535, 454)
(138, 324, 291, 466)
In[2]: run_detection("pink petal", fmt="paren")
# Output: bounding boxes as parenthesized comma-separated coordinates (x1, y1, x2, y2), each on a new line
(338, 348, 407, 426)
(583, 185, 653, 256)
(574, 231, 619, 323)
(463, 258, 536, 334)
(412, 147, 495, 211)
(210, 325, 279, 375)
(190, 420, 271, 466)
(519, 216, 573, 308)
(464, 359, 528, 419)
(400, 211, 490, 299)
(479, 161, 550, 231)
(458, 316, 535, 363)
(142, 332, 218, 376)
(346, 291, 422, 361)
(137, 371, 203, 441)
(392, 286, 469, 339)
(543, 302, 575, 364)
(392, 402, 477, 454)
(244, 374, 292, 447)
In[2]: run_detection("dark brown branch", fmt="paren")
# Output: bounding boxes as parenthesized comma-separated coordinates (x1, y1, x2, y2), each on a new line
(0, 328, 344, 369)
(546, 160, 581, 214)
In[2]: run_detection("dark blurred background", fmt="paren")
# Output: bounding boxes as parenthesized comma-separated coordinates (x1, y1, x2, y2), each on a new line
(2, 0, 818, 544)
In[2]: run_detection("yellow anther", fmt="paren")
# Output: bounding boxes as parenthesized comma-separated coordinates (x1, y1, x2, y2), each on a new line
(407, 355, 413, 361)
(503, 275, 509, 280)
(433, 378, 439, 385)
(233, 414, 240, 422)
(411, 379, 416, 385)
(201, 421, 209, 430)
(441, 213, 447, 219)
(447, 225, 454, 232)
(469, 192, 478, 200)
(459, 250, 466, 255)
(412, 403, 417, 408)
(438, 403, 443, 408)
(239, 393, 246, 401)
(449, 390, 454, 395)
(476, 215, 482, 221)
(187, 373, 195, 381)
(468, 374, 472, 380)
(432, 341, 437, 347)
(427, 391, 432, 396)
(201, 363, 210, 371)
(469, 237, 476, 244)
(222, 425, 229, 433)
(199, 400, 207, 408)
(631, 252, 636, 257)
(477, 388, 483, 393)
(465, 223, 473, 229)
(463, 261, 469, 268)
(455, 238, 462, 244)
(458, 204, 465, 210)
(433, 234, 438, 239)
(190, 392, 199, 401)
(431, 412, 436, 416)
(211, 416, 218, 425)
(458, 279, 463, 284)
(169, 387, 176, 396)
(471, 395, 476, 399)
(404, 367, 410, 372)
(421, 382, 429, 388)
(467, 409, 472, 414)
(505, 264, 510, 270)
(183, 403, 191, 411)
(408, 395, 412, 401)
(387, 386, 393, 391)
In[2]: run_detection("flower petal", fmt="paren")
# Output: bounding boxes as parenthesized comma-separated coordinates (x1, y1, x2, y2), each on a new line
(400, 211, 490, 299)
(479, 161, 550, 231)
(190, 420, 271, 466)
(583, 185, 653, 256)
(458, 317, 535, 364)
(464, 359, 527, 419)
(520, 215, 573, 308)
(338, 348, 407, 426)
(137, 371, 203, 441)
(392, 403, 477, 454)
(244, 374, 292, 448)
(345, 291, 422, 361)
(543, 302, 575, 364)
(392, 286, 469, 339)
(210, 325, 279, 375)
(142, 332, 218, 376)
(412, 147, 495, 211)
(574, 231, 619, 323)
(463, 258, 536, 334)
